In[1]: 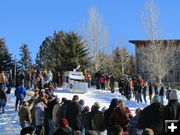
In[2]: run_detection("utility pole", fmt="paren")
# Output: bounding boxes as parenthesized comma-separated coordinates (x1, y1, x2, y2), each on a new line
(14, 55, 16, 86)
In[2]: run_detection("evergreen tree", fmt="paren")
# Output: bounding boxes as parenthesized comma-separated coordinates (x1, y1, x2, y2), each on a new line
(61, 32, 89, 71)
(0, 38, 13, 71)
(112, 47, 122, 78)
(19, 44, 32, 70)
(36, 31, 89, 72)
(35, 36, 53, 70)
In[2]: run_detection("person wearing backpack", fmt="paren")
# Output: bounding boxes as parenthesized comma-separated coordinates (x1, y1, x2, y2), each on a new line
(91, 102, 105, 135)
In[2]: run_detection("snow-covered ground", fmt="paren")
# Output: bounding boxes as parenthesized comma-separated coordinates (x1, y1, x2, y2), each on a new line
(1, 87, 179, 135)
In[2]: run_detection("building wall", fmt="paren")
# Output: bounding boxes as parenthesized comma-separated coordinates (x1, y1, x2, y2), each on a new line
(134, 41, 180, 88)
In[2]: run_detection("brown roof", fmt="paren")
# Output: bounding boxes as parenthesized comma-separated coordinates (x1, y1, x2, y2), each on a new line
(129, 40, 180, 45)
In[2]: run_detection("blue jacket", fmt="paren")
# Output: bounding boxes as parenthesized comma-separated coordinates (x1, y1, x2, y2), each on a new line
(15, 86, 26, 98)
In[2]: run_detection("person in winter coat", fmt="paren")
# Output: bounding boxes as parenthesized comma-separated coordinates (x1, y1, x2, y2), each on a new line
(136, 95, 164, 135)
(84, 105, 96, 132)
(18, 101, 32, 129)
(142, 83, 148, 104)
(58, 99, 71, 120)
(66, 95, 82, 130)
(154, 84, 158, 95)
(53, 118, 75, 135)
(110, 125, 124, 135)
(164, 89, 180, 120)
(159, 84, 165, 105)
(110, 100, 133, 131)
(166, 85, 171, 101)
(104, 98, 119, 135)
(127, 108, 142, 135)
(105, 73, 110, 90)
(35, 98, 47, 135)
(16, 71, 25, 87)
(91, 102, 105, 135)
(137, 80, 142, 103)
(99, 75, 105, 90)
(0, 88, 7, 113)
(15, 82, 26, 111)
(133, 79, 139, 101)
(95, 71, 101, 89)
(52, 98, 61, 127)
(81, 106, 90, 135)
(0, 70, 6, 91)
(109, 73, 115, 93)
(45, 96, 59, 135)
(148, 82, 153, 103)
(79, 99, 85, 112)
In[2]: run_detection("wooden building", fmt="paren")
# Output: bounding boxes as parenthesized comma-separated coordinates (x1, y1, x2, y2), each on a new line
(129, 40, 180, 88)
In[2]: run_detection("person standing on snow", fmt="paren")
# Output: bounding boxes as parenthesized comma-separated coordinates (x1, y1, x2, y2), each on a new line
(66, 95, 82, 130)
(159, 84, 165, 105)
(18, 101, 32, 129)
(164, 89, 180, 120)
(0, 70, 7, 91)
(99, 75, 105, 90)
(110, 100, 133, 132)
(104, 98, 119, 135)
(136, 95, 164, 135)
(0, 88, 7, 113)
(109, 73, 115, 93)
(15, 82, 27, 111)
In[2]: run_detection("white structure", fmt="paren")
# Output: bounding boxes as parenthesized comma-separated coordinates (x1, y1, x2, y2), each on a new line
(63, 70, 88, 94)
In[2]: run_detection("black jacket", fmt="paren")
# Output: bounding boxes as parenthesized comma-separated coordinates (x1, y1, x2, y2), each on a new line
(159, 87, 165, 96)
(53, 127, 74, 135)
(136, 103, 164, 135)
(46, 98, 58, 119)
(66, 101, 82, 130)
(164, 100, 180, 120)
(104, 105, 117, 128)
(0, 90, 7, 101)
(84, 112, 93, 130)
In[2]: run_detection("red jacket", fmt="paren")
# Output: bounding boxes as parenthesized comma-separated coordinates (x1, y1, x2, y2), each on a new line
(110, 107, 133, 131)
(99, 76, 105, 83)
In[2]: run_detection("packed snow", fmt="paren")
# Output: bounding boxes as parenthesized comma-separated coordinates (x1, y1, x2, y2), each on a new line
(1, 87, 179, 135)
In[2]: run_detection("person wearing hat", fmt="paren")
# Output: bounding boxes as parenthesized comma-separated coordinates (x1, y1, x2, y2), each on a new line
(104, 98, 118, 135)
(136, 95, 164, 135)
(53, 118, 74, 135)
(164, 89, 180, 120)
(91, 102, 106, 134)
(66, 95, 82, 130)
(81, 106, 90, 135)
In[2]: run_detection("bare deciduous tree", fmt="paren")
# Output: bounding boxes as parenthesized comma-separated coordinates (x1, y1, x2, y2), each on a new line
(81, 6, 109, 71)
(139, 0, 180, 84)
(138, 40, 178, 84)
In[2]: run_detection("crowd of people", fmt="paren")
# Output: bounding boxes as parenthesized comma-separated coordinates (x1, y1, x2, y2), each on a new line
(16, 88, 180, 135)
(0, 69, 180, 135)
(94, 71, 172, 105)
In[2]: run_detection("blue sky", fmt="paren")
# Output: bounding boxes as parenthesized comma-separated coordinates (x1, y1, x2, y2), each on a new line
(0, 0, 180, 62)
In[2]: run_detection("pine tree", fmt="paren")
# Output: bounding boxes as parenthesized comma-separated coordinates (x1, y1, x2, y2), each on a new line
(19, 44, 32, 70)
(112, 47, 122, 78)
(62, 32, 89, 71)
(0, 38, 13, 71)
(36, 31, 89, 72)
